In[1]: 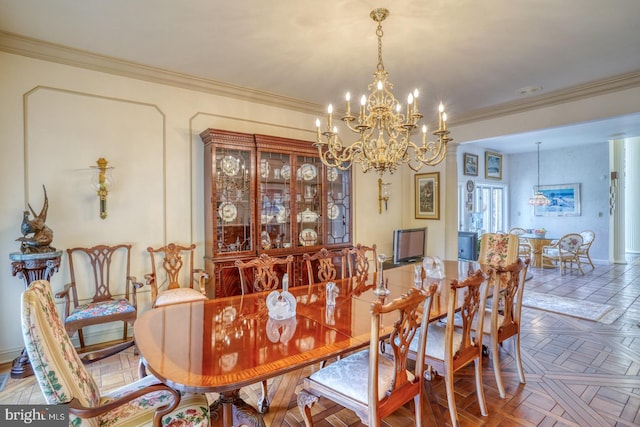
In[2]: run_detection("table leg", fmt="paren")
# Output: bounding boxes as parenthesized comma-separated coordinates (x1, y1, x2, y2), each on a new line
(210, 390, 266, 427)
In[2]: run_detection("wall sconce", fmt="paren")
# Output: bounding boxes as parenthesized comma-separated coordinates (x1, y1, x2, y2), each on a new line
(90, 157, 113, 219)
(378, 178, 391, 214)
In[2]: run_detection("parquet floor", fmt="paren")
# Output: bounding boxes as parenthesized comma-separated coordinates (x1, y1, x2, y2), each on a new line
(2, 255, 639, 426)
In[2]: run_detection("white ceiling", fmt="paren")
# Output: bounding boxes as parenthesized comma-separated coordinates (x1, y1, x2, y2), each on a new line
(2, 0, 640, 154)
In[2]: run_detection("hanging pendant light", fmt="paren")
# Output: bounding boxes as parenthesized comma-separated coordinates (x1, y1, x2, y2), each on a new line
(528, 141, 550, 206)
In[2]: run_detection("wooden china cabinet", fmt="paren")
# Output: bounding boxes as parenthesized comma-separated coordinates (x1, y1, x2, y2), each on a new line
(200, 129, 352, 298)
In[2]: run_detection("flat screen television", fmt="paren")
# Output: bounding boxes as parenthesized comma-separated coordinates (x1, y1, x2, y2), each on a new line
(392, 227, 427, 264)
(458, 231, 479, 261)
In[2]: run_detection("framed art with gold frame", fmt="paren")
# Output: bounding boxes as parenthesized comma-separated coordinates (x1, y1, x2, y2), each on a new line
(415, 172, 440, 220)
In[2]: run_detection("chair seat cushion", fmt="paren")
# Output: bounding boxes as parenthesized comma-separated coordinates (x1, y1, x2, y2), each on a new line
(155, 288, 207, 307)
(308, 349, 413, 404)
(66, 299, 135, 322)
(409, 323, 463, 360)
(71, 374, 209, 427)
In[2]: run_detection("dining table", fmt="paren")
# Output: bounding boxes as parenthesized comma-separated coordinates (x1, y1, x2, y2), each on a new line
(520, 233, 558, 268)
(133, 259, 485, 427)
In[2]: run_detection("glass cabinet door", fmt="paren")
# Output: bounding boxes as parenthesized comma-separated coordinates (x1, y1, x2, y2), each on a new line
(295, 155, 324, 248)
(214, 147, 253, 255)
(325, 167, 351, 244)
(257, 151, 293, 251)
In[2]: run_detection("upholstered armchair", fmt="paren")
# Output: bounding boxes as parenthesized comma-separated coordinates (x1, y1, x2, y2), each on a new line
(23, 280, 210, 427)
(145, 243, 209, 307)
(56, 244, 140, 362)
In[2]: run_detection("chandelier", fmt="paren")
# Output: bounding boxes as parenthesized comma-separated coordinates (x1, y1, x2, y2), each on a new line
(528, 141, 551, 206)
(314, 8, 452, 175)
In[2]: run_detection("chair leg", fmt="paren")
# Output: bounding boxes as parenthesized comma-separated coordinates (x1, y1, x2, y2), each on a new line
(474, 357, 488, 416)
(78, 329, 86, 349)
(297, 390, 318, 427)
(444, 369, 459, 427)
(513, 334, 526, 385)
(491, 338, 506, 398)
(257, 379, 269, 413)
(413, 392, 423, 427)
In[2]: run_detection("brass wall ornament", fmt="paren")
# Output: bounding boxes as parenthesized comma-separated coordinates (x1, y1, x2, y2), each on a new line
(314, 8, 452, 175)
(91, 157, 114, 219)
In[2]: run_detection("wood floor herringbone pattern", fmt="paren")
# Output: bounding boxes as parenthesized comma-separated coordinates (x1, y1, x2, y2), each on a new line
(2, 255, 639, 426)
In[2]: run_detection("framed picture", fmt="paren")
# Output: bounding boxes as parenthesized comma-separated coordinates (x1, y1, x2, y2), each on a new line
(534, 183, 581, 216)
(463, 153, 479, 176)
(415, 172, 440, 220)
(485, 151, 502, 180)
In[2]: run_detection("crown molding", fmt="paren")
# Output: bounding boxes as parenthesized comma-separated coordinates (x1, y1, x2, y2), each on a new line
(2, 30, 640, 124)
(452, 70, 640, 126)
(0, 30, 321, 115)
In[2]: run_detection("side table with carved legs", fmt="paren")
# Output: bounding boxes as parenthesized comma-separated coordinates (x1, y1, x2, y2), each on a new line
(9, 251, 63, 379)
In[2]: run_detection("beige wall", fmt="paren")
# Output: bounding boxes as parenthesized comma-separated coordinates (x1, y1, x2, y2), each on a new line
(2, 50, 639, 364)
(1, 52, 443, 363)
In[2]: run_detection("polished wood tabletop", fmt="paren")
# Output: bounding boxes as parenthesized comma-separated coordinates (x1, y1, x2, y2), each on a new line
(133, 260, 481, 395)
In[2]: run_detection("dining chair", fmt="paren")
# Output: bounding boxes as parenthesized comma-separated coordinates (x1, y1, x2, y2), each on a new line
(297, 285, 438, 427)
(345, 242, 378, 278)
(508, 227, 532, 261)
(234, 253, 294, 294)
(56, 244, 140, 362)
(473, 258, 529, 398)
(479, 232, 520, 267)
(234, 253, 294, 413)
(541, 233, 584, 275)
(577, 230, 596, 270)
(302, 247, 348, 285)
(23, 280, 210, 427)
(145, 243, 209, 307)
(408, 269, 488, 427)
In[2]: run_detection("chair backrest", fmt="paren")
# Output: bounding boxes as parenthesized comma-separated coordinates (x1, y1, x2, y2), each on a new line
(67, 244, 132, 304)
(302, 248, 347, 285)
(345, 243, 378, 278)
(558, 233, 583, 254)
(579, 230, 595, 247)
(21, 280, 101, 407)
(146, 243, 199, 301)
(368, 284, 437, 421)
(445, 270, 487, 363)
(488, 258, 528, 339)
(478, 233, 519, 268)
(234, 253, 294, 294)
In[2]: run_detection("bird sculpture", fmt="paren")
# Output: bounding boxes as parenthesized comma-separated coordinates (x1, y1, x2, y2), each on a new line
(16, 185, 55, 254)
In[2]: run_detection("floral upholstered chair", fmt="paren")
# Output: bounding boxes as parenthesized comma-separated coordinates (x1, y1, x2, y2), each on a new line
(56, 244, 140, 362)
(542, 233, 584, 275)
(479, 233, 519, 268)
(22, 280, 210, 427)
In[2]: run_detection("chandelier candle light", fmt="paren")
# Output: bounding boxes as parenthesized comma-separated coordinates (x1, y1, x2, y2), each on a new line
(314, 8, 452, 175)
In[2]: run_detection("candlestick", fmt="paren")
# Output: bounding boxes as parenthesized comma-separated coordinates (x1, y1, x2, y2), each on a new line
(360, 95, 366, 121)
(315, 118, 321, 139)
(345, 92, 351, 116)
(327, 104, 333, 130)
(413, 89, 419, 113)
(442, 112, 448, 131)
